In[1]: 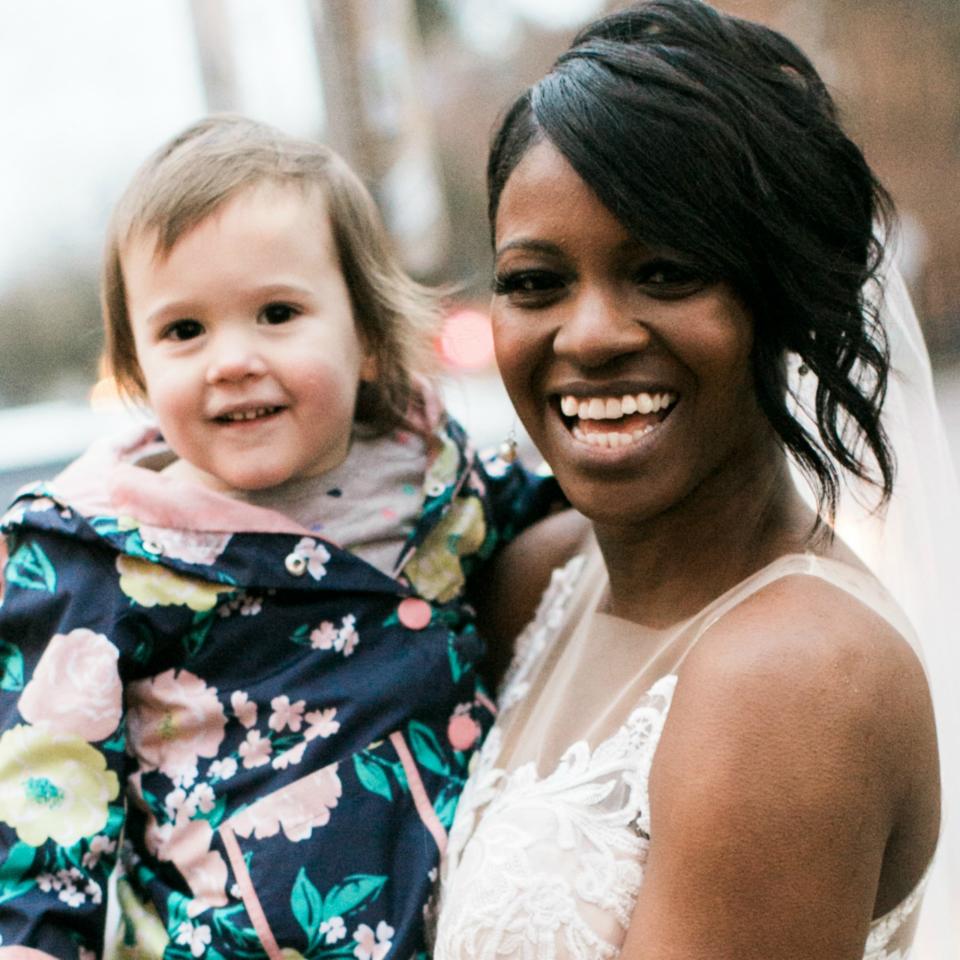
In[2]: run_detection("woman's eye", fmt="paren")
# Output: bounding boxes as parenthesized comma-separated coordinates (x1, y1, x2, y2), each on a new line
(162, 319, 203, 341)
(492, 270, 565, 302)
(261, 303, 298, 325)
(635, 260, 708, 298)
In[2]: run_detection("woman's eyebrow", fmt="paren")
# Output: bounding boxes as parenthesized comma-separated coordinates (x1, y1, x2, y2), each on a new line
(494, 238, 564, 258)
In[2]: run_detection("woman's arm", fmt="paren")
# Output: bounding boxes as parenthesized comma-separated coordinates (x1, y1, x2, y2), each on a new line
(472, 508, 590, 688)
(621, 574, 939, 960)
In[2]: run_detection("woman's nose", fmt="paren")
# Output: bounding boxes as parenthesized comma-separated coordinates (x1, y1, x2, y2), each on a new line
(552, 288, 652, 368)
(205, 330, 268, 384)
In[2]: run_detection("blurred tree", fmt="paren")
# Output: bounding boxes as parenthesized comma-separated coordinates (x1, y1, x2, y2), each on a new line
(0, 263, 101, 407)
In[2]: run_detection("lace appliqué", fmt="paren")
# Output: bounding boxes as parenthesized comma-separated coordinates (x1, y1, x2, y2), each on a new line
(862, 862, 930, 960)
(498, 554, 586, 715)
(435, 672, 676, 960)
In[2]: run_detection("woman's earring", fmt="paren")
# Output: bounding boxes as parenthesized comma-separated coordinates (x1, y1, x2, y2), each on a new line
(797, 361, 810, 377)
(499, 425, 519, 463)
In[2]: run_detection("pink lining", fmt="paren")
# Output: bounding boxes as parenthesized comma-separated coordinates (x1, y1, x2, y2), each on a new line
(219, 823, 283, 960)
(389, 730, 447, 854)
(475, 690, 498, 717)
(0, 950, 59, 959)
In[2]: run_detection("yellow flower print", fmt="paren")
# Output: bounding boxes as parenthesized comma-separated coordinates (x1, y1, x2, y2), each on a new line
(424, 432, 461, 493)
(108, 876, 171, 960)
(405, 498, 486, 603)
(116, 556, 233, 612)
(0, 724, 119, 847)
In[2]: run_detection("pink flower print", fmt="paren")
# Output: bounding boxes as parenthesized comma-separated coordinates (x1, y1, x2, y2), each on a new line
(310, 616, 359, 656)
(310, 621, 338, 650)
(353, 921, 395, 960)
(18, 628, 122, 742)
(320, 916, 347, 944)
(339, 615, 359, 657)
(127, 670, 227, 788)
(304, 708, 340, 741)
(272, 740, 307, 771)
(165, 787, 188, 820)
(176, 921, 212, 957)
(229, 764, 341, 842)
(239, 730, 272, 769)
(231, 690, 257, 729)
(269, 695, 305, 733)
(293, 537, 331, 580)
(147, 807, 228, 913)
(139, 526, 232, 565)
(81, 834, 117, 870)
(187, 783, 216, 816)
(208, 757, 237, 781)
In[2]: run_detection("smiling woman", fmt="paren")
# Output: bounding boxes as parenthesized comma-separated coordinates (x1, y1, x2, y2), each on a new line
(432, 2, 957, 958)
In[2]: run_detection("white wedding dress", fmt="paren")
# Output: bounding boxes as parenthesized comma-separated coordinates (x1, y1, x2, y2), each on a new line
(433, 546, 931, 960)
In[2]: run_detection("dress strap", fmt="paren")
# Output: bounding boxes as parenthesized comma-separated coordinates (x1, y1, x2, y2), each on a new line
(672, 552, 915, 674)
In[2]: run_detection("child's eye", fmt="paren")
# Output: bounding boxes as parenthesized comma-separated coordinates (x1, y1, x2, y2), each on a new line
(260, 303, 299, 325)
(492, 270, 565, 305)
(634, 260, 709, 299)
(162, 319, 204, 341)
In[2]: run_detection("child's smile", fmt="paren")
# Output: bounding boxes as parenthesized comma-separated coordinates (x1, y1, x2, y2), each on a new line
(124, 182, 376, 494)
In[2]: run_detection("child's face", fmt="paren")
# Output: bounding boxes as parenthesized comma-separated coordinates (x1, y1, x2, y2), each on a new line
(125, 182, 376, 493)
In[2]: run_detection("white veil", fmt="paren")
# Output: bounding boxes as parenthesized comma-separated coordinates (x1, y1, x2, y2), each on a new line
(791, 261, 960, 956)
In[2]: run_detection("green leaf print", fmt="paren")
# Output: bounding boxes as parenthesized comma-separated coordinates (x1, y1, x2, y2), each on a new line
(292, 867, 324, 945)
(194, 794, 227, 829)
(322, 874, 387, 921)
(290, 623, 311, 645)
(182, 610, 216, 660)
(447, 633, 467, 683)
(0, 841, 36, 901)
(353, 753, 393, 801)
(0, 640, 24, 691)
(433, 784, 461, 831)
(6, 541, 56, 593)
(407, 720, 450, 776)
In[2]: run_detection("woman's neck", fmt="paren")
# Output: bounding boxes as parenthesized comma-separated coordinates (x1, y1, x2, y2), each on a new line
(594, 450, 816, 627)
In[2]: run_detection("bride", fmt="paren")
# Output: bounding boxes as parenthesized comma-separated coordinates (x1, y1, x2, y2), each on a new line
(433, 1, 959, 957)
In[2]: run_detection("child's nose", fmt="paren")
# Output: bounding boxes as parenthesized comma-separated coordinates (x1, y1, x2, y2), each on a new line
(205, 331, 268, 384)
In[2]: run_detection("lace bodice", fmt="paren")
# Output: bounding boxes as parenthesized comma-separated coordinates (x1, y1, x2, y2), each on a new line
(433, 551, 930, 960)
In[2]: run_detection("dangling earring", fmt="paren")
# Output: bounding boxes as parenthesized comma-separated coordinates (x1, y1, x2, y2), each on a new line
(499, 424, 519, 463)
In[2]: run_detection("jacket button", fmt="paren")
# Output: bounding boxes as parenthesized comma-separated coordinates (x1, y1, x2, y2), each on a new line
(285, 552, 308, 576)
(398, 597, 432, 629)
(141, 539, 163, 556)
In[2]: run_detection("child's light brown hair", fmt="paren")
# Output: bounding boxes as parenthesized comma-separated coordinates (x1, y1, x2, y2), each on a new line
(102, 114, 439, 434)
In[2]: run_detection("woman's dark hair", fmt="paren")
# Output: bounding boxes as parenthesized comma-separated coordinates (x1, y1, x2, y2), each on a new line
(488, 0, 895, 521)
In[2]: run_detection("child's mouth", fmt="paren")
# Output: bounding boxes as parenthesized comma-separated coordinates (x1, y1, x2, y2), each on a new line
(215, 405, 284, 424)
(558, 391, 677, 449)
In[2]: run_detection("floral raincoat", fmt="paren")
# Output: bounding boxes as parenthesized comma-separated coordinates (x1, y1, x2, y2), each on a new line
(0, 414, 559, 960)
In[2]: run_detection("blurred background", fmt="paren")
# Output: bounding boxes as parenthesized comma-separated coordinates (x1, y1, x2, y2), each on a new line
(0, 0, 958, 502)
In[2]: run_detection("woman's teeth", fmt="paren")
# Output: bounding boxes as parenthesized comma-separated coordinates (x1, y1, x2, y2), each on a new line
(559, 391, 677, 420)
(560, 391, 677, 450)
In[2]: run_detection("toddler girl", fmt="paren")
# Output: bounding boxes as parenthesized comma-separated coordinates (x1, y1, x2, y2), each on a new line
(0, 115, 558, 960)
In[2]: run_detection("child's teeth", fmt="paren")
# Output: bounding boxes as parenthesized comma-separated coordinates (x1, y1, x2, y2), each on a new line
(637, 393, 653, 414)
(561, 396, 579, 417)
(621, 394, 638, 415)
(605, 397, 622, 419)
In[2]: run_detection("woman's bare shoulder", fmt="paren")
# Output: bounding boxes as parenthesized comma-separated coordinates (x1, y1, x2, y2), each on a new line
(625, 572, 939, 958)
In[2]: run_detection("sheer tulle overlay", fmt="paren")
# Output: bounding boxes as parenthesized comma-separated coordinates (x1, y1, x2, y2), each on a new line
(433, 549, 931, 960)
